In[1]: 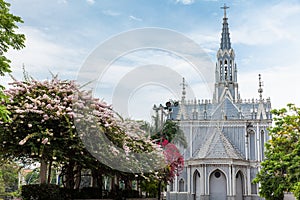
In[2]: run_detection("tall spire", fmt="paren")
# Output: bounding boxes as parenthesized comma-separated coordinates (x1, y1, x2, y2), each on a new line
(220, 4, 231, 50)
(214, 4, 239, 103)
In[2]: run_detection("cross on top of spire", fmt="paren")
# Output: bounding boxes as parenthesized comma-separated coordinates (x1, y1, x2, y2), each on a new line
(221, 3, 229, 18)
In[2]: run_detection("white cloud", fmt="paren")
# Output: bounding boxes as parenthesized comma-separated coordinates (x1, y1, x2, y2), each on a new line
(102, 9, 121, 16)
(129, 15, 142, 22)
(57, 0, 68, 4)
(239, 64, 300, 110)
(175, 0, 195, 5)
(233, 2, 300, 45)
(90, 49, 214, 120)
(86, 0, 95, 5)
(3, 26, 85, 87)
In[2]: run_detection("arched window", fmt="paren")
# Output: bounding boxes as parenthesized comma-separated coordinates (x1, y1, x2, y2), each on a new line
(261, 130, 265, 159)
(224, 60, 228, 80)
(249, 131, 256, 160)
(170, 180, 174, 191)
(193, 170, 200, 198)
(179, 178, 184, 192)
(236, 171, 244, 199)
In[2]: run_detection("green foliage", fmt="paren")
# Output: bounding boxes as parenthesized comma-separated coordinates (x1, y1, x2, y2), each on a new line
(21, 184, 63, 200)
(0, 170, 5, 195)
(0, 0, 25, 121)
(0, 162, 19, 196)
(254, 104, 300, 200)
(25, 169, 39, 184)
(152, 120, 187, 147)
(293, 182, 300, 200)
(140, 179, 160, 197)
(60, 187, 101, 199)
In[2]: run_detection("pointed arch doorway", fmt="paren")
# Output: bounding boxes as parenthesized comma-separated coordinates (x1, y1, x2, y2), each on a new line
(193, 170, 201, 200)
(209, 170, 227, 200)
(236, 171, 244, 200)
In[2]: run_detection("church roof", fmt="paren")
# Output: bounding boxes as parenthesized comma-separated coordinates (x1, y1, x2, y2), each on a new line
(195, 127, 243, 159)
(211, 96, 240, 120)
(170, 98, 271, 121)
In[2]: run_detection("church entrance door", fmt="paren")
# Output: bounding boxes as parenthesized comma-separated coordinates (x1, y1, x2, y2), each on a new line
(209, 170, 227, 200)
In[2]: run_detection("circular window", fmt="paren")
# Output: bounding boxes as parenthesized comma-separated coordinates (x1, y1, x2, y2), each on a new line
(215, 171, 221, 178)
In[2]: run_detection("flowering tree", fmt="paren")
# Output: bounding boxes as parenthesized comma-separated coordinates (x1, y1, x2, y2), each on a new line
(142, 120, 185, 199)
(151, 120, 185, 181)
(0, 76, 100, 184)
(161, 139, 184, 182)
(0, 75, 165, 189)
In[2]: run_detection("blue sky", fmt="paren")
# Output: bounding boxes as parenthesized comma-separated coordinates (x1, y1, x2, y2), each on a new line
(4, 0, 300, 121)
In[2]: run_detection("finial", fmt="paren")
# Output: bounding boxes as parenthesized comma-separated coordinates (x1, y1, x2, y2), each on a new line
(180, 77, 188, 103)
(258, 74, 264, 100)
(221, 3, 229, 18)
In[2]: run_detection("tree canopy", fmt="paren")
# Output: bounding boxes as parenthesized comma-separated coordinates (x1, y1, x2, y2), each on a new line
(0, 75, 184, 192)
(254, 104, 300, 200)
(0, 0, 25, 121)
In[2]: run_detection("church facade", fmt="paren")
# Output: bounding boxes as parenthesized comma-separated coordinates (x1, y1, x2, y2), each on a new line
(164, 6, 272, 200)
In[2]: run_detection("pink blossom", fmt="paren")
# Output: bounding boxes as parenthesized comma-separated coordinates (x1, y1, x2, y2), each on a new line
(19, 139, 26, 145)
(41, 138, 48, 145)
(43, 114, 49, 120)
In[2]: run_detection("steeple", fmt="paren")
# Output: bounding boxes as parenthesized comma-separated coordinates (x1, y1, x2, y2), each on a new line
(220, 4, 231, 50)
(213, 4, 239, 103)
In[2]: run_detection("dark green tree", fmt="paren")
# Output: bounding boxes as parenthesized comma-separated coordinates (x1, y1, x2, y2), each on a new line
(0, 162, 19, 196)
(254, 104, 300, 200)
(0, 0, 25, 121)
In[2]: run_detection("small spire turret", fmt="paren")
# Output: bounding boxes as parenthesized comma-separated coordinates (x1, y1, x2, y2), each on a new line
(180, 77, 188, 103)
(258, 74, 264, 101)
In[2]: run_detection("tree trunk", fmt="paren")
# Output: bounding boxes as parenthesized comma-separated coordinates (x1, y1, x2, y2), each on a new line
(64, 161, 75, 189)
(47, 160, 52, 184)
(92, 169, 98, 188)
(74, 164, 82, 189)
(98, 173, 103, 198)
(157, 181, 161, 200)
(40, 158, 47, 184)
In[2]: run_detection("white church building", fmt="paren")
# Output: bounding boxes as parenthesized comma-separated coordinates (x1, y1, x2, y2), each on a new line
(164, 5, 272, 200)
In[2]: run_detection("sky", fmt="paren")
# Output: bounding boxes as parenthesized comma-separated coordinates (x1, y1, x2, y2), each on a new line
(3, 0, 300, 122)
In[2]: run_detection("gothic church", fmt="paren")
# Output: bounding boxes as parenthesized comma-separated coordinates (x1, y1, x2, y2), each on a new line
(165, 5, 272, 200)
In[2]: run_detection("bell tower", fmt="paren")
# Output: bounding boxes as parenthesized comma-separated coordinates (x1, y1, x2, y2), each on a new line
(213, 4, 239, 103)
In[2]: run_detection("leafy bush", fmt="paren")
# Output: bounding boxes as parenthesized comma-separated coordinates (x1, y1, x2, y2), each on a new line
(122, 189, 139, 198)
(293, 182, 300, 200)
(75, 187, 102, 199)
(21, 184, 63, 200)
(60, 187, 103, 199)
